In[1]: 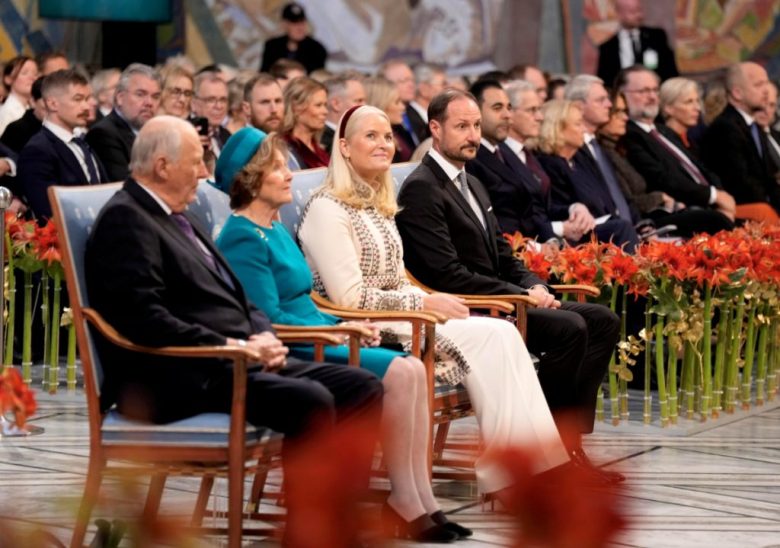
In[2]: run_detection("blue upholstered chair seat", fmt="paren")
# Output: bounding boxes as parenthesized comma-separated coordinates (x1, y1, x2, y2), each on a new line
(101, 410, 278, 447)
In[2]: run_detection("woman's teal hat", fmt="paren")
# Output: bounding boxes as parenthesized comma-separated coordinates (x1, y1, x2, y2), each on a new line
(214, 127, 267, 193)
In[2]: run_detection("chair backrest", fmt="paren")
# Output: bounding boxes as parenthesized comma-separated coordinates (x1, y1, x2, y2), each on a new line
(188, 181, 233, 240)
(390, 161, 419, 192)
(278, 166, 328, 235)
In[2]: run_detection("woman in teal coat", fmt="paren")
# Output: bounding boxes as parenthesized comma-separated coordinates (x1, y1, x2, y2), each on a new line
(215, 128, 469, 542)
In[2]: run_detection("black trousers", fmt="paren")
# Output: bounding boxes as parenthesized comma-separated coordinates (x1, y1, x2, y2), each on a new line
(648, 207, 733, 236)
(526, 301, 620, 434)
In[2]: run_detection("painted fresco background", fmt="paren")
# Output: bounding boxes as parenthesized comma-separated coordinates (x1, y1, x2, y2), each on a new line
(0, 0, 779, 79)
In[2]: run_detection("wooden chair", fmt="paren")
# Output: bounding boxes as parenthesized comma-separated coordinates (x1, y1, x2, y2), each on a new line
(49, 182, 355, 548)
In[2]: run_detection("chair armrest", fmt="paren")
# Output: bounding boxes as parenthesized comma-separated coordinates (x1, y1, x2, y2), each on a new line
(82, 308, 261, 361)
(460, 298, 515, 314)
(275, 331, 344, 346)
(311, 292, 446, 324)
(550, 284, 600, 297)
(273, 323, 373, 338)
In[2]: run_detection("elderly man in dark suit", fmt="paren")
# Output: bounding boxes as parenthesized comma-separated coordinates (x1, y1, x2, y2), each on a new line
(597, 0, 678, 87)
(85, 115, 382, 544)
(396, 89, 622, 483)
(18, 69, 107, 220)
(87, 63, 161, 182)
(702, 62, 780, 218)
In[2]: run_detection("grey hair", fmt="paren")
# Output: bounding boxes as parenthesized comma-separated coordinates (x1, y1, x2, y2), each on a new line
(129, 115, 191, 175)
(564, 74, 604, 102)
(324, 73, 361, 99)
(413, 62, 445, 85)
(91, 68, 121, 95)
(116, 63, 161, 95)
(193, 70, 226, 96)
(659, 77, 701, 120)
(505, 80, 536, 109)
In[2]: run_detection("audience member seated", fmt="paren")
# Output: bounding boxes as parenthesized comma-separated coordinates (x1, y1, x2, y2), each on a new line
(598, 88, 733, 235)
(0, 56, 39, 137)
(90, 68, 120, 124)
(535, 99, 639, 251)
(322, 73, 366, 153)
(260, 2, 327, 74)
(18, 69, 107, 220)
(299, 104, 572, 500)
(508, 64, 548, 101)
(407, 63, 447, 143)
(85, 115, 382, 547)
(243, 73, 285, 134)
(502, 80, 593, 244)
(158, 66, 194, 119)
(381, 59, 422, 147)
(596, 0, 678, 87)
(701, 62, 780, 218)
(215, 128, 470, 542)
(1, 76, 44, 154)
(754, 81, 780, 182)
(269, 58, 307, 91)
(617, 67, 745, 224)
(87, 63, 161, 181)
(225, 76, 250, 134)
(364, 76, 414, 162)
(282, 76, 329, 170)
(395, 91, 622, 481)
(192, 71, 231, 158)
(36, 51, 69, 76)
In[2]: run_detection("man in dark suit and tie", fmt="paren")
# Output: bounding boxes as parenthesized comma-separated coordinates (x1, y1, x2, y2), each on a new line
(381, 59, 422, 149)
(87, 63, 161, 182)
(596, 0, 678, 88)
(192, 70, 232, 159)
(617, 66, 739, 227)
(396, 89, 622, 482)
(701, 62, 780, 218)
(18, 69, 108, 220)
(86, 116, 382, 544)
(406, 63, 447, 144)
(322, 73, 365, 153)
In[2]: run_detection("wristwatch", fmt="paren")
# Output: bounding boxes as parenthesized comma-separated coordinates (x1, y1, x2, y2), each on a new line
(235, 339, 248, 347)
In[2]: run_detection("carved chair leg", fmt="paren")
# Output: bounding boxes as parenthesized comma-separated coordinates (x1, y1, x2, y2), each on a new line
(70, 457, 104, 548)
(142, 473, 166, 523)
(191, 475, 215, 527)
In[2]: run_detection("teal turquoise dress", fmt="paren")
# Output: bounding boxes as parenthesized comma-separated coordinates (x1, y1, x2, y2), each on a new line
(216, 214, 401, 378)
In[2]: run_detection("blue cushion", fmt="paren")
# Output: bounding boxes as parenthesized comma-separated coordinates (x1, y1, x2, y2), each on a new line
(101, 410, 279, 447)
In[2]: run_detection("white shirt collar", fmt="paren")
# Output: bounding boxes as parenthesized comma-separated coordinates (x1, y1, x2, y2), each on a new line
(633, 120, 655, 133)
(504, 136, 524, 156)
(325, 119, 338, 132)
(427, 147, 463, 182)
(409, 101, 428, 123)
(479, 137, 497, 153)
(43, 119, 76, 143)
(136, 182, 173, 215)
(584, 132, 597, 145)
(734, 106, 755, 127)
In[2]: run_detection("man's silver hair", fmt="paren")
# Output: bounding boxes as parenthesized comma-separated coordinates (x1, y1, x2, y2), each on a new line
(505, 80, 536, 109)
(116, 63, 161, 95)
(129, 115, 191, 175)
(564, 74, 604, 102)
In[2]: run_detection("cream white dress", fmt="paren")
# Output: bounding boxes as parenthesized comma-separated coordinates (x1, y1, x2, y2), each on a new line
(298, 192, 569, 493)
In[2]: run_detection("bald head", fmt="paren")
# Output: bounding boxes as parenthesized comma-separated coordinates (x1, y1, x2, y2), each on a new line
(616, 0, 643, 29)
(726, 62, 770, 114)
(130, 116, 191, 176)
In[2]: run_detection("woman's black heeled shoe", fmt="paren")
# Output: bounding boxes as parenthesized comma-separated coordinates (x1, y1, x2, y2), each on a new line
(430, 510, 473, 539)
(382, 502, 458, 543)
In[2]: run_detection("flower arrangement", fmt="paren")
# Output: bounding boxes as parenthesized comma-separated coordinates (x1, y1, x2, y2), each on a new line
(506, 222, 780, 426)
(0, 366, 37, 434)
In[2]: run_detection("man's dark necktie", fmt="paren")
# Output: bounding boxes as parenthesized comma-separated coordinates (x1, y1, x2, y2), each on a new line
(750, 122, 764, 158)
(455, 171, 486, 229)
(401, 111, 420, 147)
(494, 146, 505, 164)
(170, 213, 234, 288)
(71, 136, 99, 183)
(648, 128, 709, 186)
(588, 139, 633, 221)
(631, 30, 642, 64)
(524, 151, 551, 195)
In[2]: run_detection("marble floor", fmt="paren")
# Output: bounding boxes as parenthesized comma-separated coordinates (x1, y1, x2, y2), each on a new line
(1, 390, 779, 547)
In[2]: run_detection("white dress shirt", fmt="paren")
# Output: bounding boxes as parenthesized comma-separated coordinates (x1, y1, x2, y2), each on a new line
(43, 119, 98, 182)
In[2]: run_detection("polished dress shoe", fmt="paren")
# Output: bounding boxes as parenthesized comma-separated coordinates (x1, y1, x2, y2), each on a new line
(430, 510, 473, 539)
(570, 448, 625, 484)
(382, 502, 458, 543)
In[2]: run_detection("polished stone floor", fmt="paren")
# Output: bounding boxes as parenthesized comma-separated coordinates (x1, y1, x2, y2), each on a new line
(1, 390, 779, 547)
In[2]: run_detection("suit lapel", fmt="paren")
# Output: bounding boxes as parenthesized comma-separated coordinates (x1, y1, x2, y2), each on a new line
(43, 128, 89, 183)
(476, 144, 518, 186)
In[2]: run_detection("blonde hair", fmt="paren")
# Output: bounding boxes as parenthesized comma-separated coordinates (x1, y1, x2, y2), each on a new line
(362, 76, 399, 116)
(537, 99, 583, 155)
(659, 77, 700, 121)
(322, 105, 398, 217)
(281, 76, 327, 133)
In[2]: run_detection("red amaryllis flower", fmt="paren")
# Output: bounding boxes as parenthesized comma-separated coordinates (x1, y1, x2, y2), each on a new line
(522, 248, 553, 281)
(0, 368, 37, 427)
(33, 220, 61, 266)
(602, 249, 639, 287)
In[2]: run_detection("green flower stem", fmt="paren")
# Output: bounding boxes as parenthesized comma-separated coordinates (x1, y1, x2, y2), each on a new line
(754, 303, 769, 406)
(768, 323, 779, 400)
(701, 284, 713, 419)
(607, 285, 619, 425)
(712, 301, 730, 417)
(740, 299, 758, 409)
(682, 340, 695, 419)
(3, 234, 15, 368)
(40, 272, 50, 391)
(725, 298, 745, 414)
(655, 315, 669, 426)
(48, 270, 61, 393)
(66, 323, 76, 391)
(667, 338, 678, 424)
(21, 270, 32, 384)
(619, 288, 629, 420)
(644, 300, 653, 425)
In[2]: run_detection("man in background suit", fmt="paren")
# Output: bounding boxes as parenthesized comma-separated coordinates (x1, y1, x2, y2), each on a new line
(321, 73, 365, 153)
(381, 59, 421, 148)
(243, 73, 285, 135)
(192, 70, 231, 158)
(396, 89, 622, 482)
(406, 63, 447, 144)
(260, 2, 327, 74)
(85, 116, 382, 545)
(18, 69, 107, 220)
(702, 62, 780, 216)
(87, 63, 160, 182)
(597, 0, 678, 87)
(1, 76, 44, 154)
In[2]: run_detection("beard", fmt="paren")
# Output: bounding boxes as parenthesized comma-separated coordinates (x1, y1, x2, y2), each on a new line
(630, 103, 659, 121)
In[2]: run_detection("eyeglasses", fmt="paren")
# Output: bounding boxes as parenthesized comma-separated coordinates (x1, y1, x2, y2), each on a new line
(625, 87, 659, 96)
(518, 106, 542, 114)
(167, 87, 193, 98)
(196, 96, 228, 106)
